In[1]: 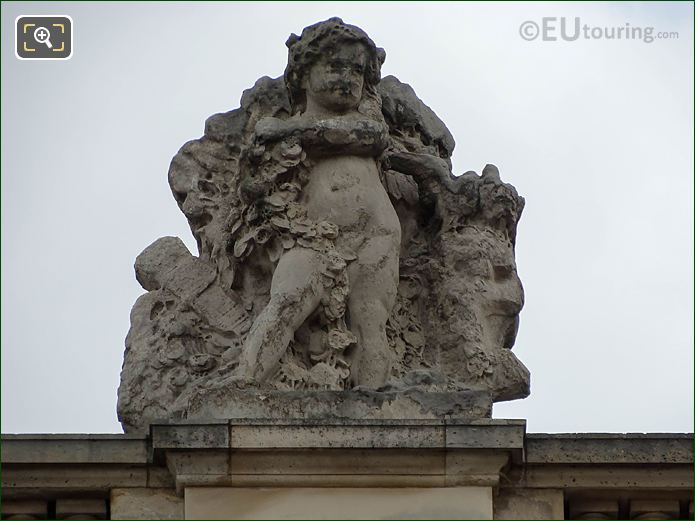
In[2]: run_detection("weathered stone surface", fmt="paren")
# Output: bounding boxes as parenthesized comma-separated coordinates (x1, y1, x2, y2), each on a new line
(184, 486, 494, 520)
(507, 465, 694, 490)
(446, 421, 525, 450)
(525, 433, 694, 464)
(445, 451, 511, 486)
(182, 388, 492, 424)
(147, 420, 525, 490)
(493, 489, 564, 520)
(629, 500, 680, 520)
(146, 419, 523, 451)
(0, 500, 48, 519)
(110, 488, 183, 520)
(2, 465, 148, 491)
(567, 499, 619, 520)
(151, 423, 229, 449)
(1, 429, 692, 518)
(229, 424, 446, 449)
(228, 449, 445, 476)
(1, 434, 147, 464)
(117, 17, 529, 432)
(55, 499, 107, 519)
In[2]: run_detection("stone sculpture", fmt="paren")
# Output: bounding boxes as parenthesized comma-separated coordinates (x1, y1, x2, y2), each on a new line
(118, 18, 530, 433)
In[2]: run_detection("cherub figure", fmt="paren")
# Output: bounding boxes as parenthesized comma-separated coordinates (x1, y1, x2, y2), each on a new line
(234, 18, 400, 388)
(119, 18, 532, 430)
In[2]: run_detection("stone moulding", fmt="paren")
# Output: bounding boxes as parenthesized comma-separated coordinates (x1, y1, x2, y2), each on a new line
(1, 424, 692, 519)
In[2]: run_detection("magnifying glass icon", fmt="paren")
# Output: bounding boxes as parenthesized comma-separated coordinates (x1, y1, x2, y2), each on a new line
(33, 26, 53, 49)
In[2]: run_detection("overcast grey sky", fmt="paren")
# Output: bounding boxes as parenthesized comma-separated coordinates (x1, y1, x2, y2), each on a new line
(2, 2, 693, 434)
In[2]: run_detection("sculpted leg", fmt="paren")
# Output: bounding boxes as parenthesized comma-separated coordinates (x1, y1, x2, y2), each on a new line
(240, 248, 325, 382)
(347, 235, 399, 388)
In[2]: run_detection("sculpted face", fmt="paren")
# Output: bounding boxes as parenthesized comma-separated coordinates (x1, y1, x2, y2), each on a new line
(304, 42, 367, 114)
(445, 227, 524, 351)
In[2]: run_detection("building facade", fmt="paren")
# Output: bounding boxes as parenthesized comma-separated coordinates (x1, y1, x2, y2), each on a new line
(2, 420, 692, 519)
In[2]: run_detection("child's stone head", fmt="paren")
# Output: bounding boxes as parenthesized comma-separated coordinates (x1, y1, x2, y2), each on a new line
(285, 18, 386, 115)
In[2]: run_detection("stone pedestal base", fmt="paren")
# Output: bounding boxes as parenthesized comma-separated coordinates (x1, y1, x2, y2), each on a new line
(150, 419, 523, 519)
(182, 388, 492, 422)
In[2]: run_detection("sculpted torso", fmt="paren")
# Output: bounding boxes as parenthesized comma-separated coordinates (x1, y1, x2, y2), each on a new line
(296, 40, 397, 242)
(304, 144, 400, 244)
(253, 114, 399, 240)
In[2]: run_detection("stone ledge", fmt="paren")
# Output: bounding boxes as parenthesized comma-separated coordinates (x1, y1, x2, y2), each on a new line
(2, 435, 149, 464)
(526, 433, 694, 464)
(148, 418, 525, 427)
(2, 425, 692, 503)
(151, 421, 525, 492)
(2, 465, 148, 493)
(151, 424, 229, 450)
(505, 464, 694, 489)
(447, 424, 525, 450)
(150, 419, 526, 451)
(3, 427, 690, 465)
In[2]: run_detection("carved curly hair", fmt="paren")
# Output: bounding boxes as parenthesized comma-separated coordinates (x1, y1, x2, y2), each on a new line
(284, 17, 386, 115)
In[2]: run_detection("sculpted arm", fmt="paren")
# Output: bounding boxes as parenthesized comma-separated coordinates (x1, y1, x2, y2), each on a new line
(255, 116, 389, 156)
(386, 150, 458, 192)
